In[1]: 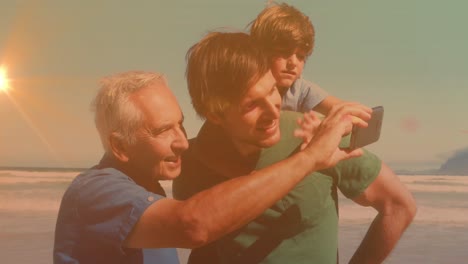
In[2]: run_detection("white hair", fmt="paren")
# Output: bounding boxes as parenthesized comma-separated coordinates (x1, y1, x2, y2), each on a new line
(91, 70, 166, 152)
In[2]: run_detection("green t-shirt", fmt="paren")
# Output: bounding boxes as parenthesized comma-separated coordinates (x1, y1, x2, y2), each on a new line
(173, 111, 381, 264)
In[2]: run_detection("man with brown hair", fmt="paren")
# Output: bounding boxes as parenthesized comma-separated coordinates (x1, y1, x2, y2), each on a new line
(173, 31, 416, 264)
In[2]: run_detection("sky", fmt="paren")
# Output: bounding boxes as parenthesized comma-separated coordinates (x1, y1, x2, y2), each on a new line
(0, 0, 467, 170)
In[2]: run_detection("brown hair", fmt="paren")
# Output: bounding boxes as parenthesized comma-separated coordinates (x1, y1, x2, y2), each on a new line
(186, 31, 270, 119)
(249, 2, 315, 57)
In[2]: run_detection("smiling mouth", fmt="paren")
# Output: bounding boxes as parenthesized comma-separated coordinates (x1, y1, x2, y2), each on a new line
(165, 157, 181, 165)
(257, 120, 278, 134)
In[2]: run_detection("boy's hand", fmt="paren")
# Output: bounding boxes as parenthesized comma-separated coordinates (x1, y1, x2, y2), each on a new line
(294, 110, 321, 150)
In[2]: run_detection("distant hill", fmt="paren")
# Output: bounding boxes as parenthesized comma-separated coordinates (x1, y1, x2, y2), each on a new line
(438, 148, 468, 175)
(396, 148, 468, 176)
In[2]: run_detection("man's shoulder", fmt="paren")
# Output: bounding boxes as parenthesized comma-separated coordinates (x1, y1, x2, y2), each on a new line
(180, 138, 199, 160)
(279, 110, 302, 125)
(278, 111, 303, 143)
(70, 167, 133, 191)
(67, 167, 155, 209)
(173, 137, 224, 200)
(179, 137, 206, 169)
(255, 112, 303, 170)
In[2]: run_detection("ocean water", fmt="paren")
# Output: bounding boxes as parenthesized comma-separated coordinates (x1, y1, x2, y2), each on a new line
(1, 169, 468, 264)
(338, 175, 468, 263)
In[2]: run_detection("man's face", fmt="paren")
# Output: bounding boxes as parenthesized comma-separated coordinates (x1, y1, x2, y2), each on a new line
(126, 83, 188, 181)
(217, 71, 281, 155)
(270, 48, 306, 90)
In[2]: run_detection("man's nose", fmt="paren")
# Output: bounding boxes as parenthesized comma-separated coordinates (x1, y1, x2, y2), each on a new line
(172, 126, 189, 153)
(264, 98, 280, 119)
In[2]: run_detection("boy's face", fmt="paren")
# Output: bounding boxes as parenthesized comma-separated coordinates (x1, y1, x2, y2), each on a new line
(215, 71, 281, 155)
(270, 48, 306, 90)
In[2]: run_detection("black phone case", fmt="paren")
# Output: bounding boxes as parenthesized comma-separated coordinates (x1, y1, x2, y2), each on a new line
(349, 106, 384, 150)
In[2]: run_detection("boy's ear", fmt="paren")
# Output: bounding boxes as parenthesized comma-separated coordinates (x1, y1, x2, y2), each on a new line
(109, 133, 129, 162)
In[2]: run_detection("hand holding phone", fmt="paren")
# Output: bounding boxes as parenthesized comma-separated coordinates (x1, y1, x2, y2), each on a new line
(348, 106, 384, 150)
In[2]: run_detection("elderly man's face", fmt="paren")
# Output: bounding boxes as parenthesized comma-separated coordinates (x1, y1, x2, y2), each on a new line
(216, 70, 281, 156)
(126, 83, 188, 181)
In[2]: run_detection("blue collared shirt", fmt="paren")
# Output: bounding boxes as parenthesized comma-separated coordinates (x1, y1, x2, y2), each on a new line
(54, 167, 179, 264)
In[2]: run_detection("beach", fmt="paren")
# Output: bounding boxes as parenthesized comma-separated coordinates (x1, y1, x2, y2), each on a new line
(1, 169, 468, 263)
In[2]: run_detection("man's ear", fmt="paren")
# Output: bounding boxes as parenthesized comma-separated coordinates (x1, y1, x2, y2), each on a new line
(109, 133, 129, 162)
(205, 111, 223, 125)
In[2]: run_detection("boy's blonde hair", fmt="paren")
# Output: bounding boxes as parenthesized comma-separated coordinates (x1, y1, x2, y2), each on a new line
(249, 2, 315, 57)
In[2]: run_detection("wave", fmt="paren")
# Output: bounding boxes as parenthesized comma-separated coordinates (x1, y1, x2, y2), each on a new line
(0, 166, 86, 172)
(0, 176, 74, 185)
(0, 169, 81, 178)
(399, 175, 468, 193)
(0, 189, 65, 212)
(0, 178, 173, 212)
(338, 175, 468, 226)
(0, 195, 63, 212)
(0, 170, 79, 185)
(339, 204, 468, 227)
(0, 182, 72, 192)
(2, 174, 467, 217)
(0, 169, 170, 186)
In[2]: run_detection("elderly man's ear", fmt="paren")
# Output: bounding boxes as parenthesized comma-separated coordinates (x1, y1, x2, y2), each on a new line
(109, 132, 129, 162)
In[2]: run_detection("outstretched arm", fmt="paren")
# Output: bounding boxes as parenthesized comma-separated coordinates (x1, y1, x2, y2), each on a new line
(125, 103, 372, 249)
(349, 162, 417, 264)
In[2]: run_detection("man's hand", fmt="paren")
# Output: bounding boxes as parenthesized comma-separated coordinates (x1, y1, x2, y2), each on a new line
(302, 102, 372, 171)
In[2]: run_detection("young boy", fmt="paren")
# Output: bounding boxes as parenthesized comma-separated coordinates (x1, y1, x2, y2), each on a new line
(249, 2, 343, 115)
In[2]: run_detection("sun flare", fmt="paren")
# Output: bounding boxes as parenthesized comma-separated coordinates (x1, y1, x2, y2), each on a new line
(0, 66, 10, 92)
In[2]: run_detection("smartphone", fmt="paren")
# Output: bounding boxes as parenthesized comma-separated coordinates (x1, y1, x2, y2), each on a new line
(348, 106, 384, 150)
